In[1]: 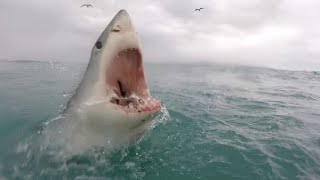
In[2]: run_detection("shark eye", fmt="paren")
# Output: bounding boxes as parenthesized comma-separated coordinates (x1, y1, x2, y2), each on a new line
(95, 41, 102, 49)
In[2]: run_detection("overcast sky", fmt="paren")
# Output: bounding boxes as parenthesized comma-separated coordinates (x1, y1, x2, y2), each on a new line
(0, 0, 319, 70)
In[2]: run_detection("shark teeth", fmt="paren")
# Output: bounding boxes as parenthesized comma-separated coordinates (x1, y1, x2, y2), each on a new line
(136, 101, 161, 111)
(109, 96, 160, 113)
(128, 102, 134, 108)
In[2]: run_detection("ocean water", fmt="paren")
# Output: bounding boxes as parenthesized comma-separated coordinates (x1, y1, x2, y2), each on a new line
(0, 60, 320, 180)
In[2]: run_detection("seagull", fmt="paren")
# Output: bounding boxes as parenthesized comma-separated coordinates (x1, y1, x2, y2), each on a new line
(195, 8, 204, 11)
(81, 4, 93, 8)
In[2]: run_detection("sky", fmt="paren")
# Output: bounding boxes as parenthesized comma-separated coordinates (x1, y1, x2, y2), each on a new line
(0, 0, 319, 71)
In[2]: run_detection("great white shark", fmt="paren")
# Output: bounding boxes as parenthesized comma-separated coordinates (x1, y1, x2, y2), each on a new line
(63, 9, 161, 143)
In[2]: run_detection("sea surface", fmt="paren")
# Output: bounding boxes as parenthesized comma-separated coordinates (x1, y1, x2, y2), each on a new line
(0, 60, 319, 180)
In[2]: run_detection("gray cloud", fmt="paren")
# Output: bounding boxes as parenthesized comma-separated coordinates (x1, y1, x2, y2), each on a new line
(0, 0, 319, 71)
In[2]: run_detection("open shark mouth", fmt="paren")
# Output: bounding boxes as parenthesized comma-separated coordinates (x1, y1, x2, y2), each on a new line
(105, 48, 161, 114)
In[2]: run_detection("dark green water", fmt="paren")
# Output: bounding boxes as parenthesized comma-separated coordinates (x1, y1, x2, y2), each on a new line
(0, 61, 319, 180)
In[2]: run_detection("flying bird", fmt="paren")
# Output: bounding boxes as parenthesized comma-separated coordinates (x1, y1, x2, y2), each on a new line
(195, 8, 204, 11)
(81, 4, 93, 8)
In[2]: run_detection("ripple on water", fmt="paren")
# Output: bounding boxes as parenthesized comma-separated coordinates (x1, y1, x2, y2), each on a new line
(1, 62, 320, 179)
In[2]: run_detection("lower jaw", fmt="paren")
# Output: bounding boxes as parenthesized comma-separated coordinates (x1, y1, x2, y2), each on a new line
(115, 101, 161, 114)
(79, 98, 161, 129)
(109, 96, 161, 114)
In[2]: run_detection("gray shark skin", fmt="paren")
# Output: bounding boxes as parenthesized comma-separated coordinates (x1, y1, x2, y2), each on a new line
(64, 10, 161, 140)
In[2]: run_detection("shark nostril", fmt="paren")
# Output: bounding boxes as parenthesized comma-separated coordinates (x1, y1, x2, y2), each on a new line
(117, 80, 126, 97)
(95, 41, 102, 49)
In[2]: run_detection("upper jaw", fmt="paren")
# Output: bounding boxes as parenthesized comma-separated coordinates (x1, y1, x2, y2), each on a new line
(95, 10, 162, 114)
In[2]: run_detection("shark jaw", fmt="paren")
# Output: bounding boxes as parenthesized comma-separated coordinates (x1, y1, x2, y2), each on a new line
(65, 10, 161, 136)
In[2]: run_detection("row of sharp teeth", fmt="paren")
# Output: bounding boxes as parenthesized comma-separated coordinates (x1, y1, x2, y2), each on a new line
(110, 97, 144, 108)
(110, 96, 160, 112)
(115, 49, 137, 58)
(137, 103, 161, 112)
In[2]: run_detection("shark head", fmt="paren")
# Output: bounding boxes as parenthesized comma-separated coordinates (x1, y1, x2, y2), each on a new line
(66, 10, 161, 135)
